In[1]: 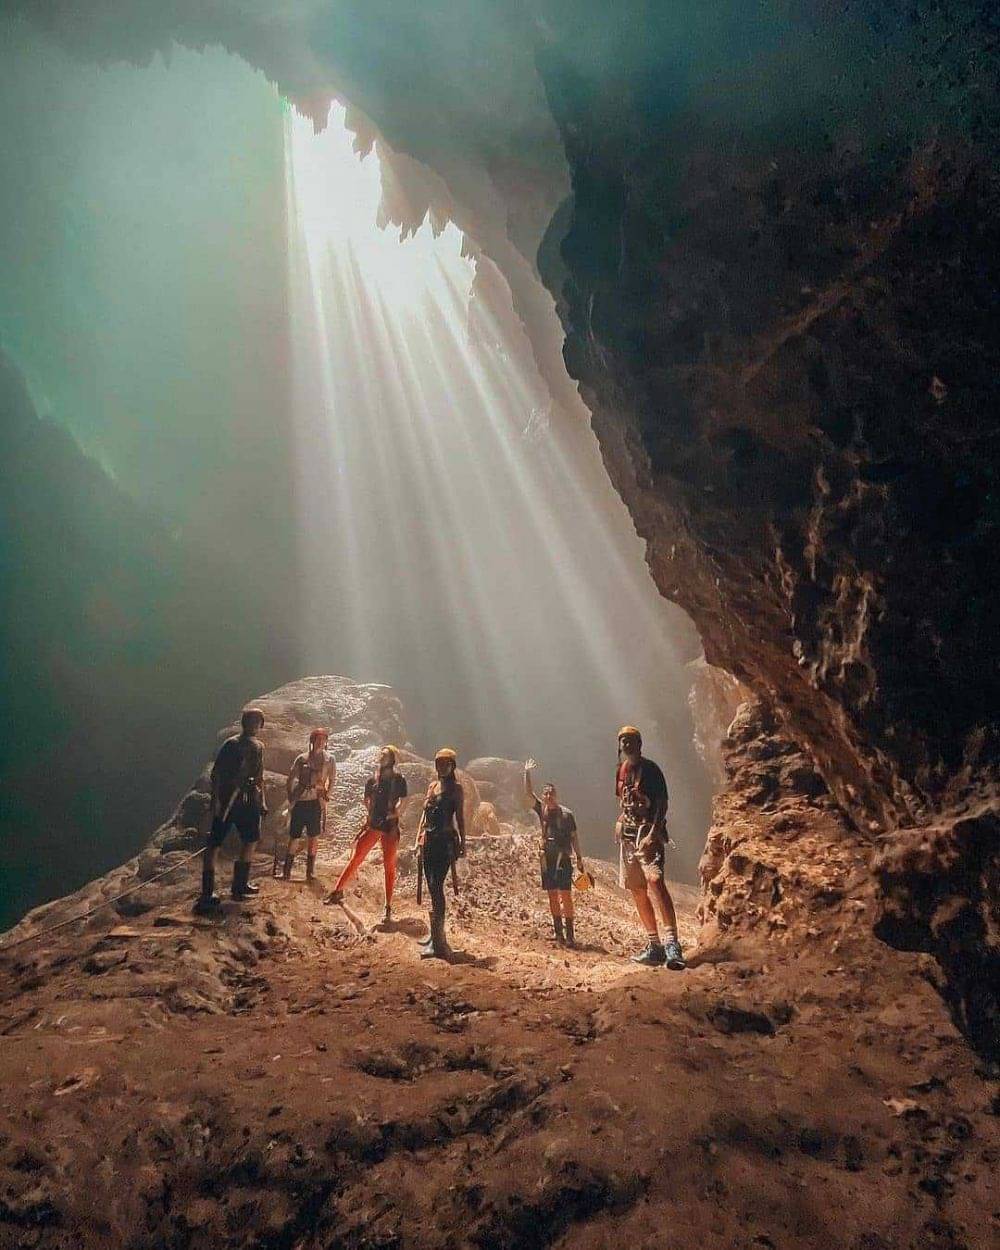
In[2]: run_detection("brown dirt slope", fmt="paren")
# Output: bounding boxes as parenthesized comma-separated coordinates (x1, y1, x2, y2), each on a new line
(1, 679, 996, 1249)
(0, 826, 996, 1250)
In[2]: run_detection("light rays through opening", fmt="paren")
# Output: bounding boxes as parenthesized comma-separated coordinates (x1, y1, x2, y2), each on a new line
(285, 102, 709, 866)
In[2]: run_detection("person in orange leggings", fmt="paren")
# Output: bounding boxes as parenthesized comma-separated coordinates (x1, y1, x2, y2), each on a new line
(326, 745, 407, 921)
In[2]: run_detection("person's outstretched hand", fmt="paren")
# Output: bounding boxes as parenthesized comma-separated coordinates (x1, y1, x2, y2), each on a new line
(524, 758, 537, 772)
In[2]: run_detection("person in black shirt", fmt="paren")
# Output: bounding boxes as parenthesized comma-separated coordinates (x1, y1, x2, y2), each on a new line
(615, 726, 685, 969)
(194, 706, 267, 912)
(524, 759, 586, 946)
(414, 748, 467, 959)
(326, 746, 407, 922)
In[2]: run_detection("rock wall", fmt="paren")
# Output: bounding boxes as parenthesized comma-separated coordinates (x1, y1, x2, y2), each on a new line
(699, 700, 873, 951)
(536, 11, 1000, 1054)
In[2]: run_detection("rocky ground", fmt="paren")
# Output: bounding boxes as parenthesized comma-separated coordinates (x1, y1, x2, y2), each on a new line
(1, 679, 997, 1249)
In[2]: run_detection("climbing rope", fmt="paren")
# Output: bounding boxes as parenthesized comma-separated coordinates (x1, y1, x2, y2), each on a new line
(0, 847, 208, 955)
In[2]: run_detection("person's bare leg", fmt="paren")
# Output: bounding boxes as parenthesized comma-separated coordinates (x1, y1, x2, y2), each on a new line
(547, 889, 564, 941)
(648, 877, 685, 967)
(648, 879, 678, 936)
(306, 835, 319, 883)
(559, 890, 576, 946)
(630, 885, 659, 938)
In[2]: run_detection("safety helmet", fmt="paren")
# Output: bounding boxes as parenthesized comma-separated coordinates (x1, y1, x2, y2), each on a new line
(618, 725, 642, 743)
(434, 747, 458, 764)
(380, 744, 399, 762)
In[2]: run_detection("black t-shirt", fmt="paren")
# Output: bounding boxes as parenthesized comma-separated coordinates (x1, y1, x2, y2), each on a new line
(532, 799, 577, 853)
(364, 772, 408, 831)
(211, 734, 264, 806)
(616, 758, 668, 828)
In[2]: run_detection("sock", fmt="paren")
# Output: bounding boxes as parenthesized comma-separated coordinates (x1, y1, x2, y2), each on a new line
(663, 927, 678, 944)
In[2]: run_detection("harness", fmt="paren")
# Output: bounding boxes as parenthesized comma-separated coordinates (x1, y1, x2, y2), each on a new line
(423, 785, 458, 841)
(538, 803, 573, 871)
(218, 735, 263, 811)
(292, 751, 329, 804)
(617, 762, 652, 839)
(368, 768, 401, 831)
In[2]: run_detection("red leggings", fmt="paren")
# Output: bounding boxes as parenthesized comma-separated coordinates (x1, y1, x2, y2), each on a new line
(333, 827, 398, 904)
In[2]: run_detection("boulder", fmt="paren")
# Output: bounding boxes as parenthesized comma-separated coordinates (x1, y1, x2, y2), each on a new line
(463, 758, 528, 821)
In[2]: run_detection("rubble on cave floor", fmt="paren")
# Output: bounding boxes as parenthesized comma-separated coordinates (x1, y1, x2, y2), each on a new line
(1, 832, 996, 1250)
(1, 677, 996, 1249)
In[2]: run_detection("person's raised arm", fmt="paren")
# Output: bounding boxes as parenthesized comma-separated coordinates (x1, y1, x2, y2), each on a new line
(524, 758, 538, 806)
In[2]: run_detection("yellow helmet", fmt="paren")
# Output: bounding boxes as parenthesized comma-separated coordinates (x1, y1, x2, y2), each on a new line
(434, 747, 458, 763)
(381, 744, 399, 762)
(618, 725, 642, 741)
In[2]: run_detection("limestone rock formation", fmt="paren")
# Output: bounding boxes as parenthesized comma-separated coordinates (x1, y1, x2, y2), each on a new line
(686, 656, 749, 788)
(700, 700, 873, 950)
(463, 757, 529, 822)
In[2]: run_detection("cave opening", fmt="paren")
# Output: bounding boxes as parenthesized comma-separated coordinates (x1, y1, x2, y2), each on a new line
(0, 27, 716, 922)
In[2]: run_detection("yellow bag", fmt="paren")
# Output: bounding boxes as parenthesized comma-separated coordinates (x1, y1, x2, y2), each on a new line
(573, 870, 595, 892)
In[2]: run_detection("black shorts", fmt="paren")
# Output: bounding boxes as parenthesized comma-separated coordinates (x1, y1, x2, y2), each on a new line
(541, 845, 573, 891)
(289, 799, 322, 840)
(209, 797, 262, 847)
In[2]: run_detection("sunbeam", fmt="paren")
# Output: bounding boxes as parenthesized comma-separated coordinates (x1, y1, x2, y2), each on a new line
(285, 102, 709, 865)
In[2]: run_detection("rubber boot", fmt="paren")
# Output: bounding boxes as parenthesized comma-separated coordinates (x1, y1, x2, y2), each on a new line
(231, 860, 255, 900)
(564, 918, 576, 948)
(194, 864, 221, 914)
(552, 916, 565, 943)
(306, 853, 316, 883)
(420, 913, 450, 960)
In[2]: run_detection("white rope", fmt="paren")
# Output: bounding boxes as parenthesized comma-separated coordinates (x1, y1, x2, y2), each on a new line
(0, 848, 207, 955)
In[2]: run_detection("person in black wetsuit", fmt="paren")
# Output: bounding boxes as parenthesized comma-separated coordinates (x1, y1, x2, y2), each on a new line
(414, 747, 466, 959)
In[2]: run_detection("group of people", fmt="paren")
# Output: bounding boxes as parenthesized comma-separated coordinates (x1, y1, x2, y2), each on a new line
(195, 709, 684, 969)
